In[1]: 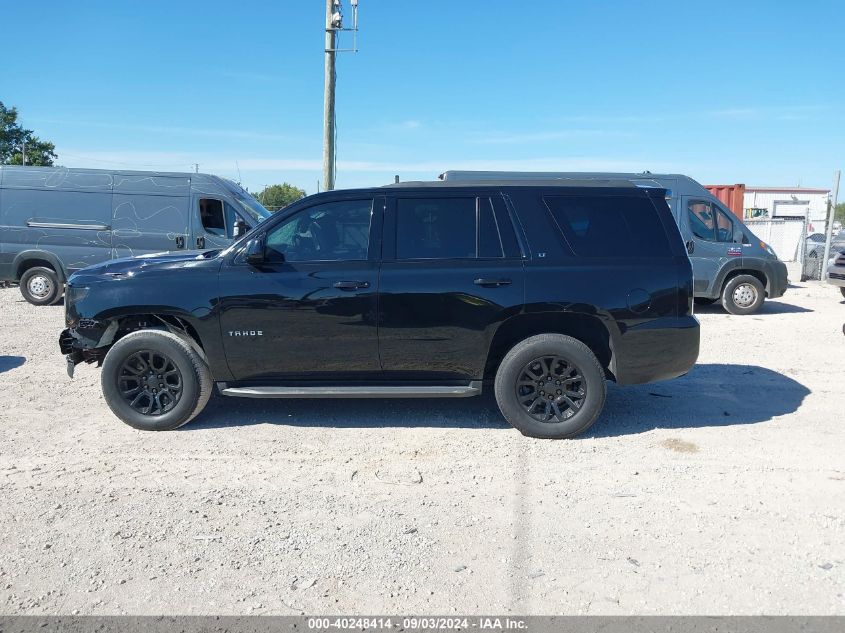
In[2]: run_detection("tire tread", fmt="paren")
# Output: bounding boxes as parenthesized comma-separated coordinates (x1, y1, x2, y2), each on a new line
(101, 329, 212, 431)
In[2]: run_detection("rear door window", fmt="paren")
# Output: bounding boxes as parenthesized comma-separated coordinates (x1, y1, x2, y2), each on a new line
(395, 197, 506, 260)
(543, 195, 672, 257)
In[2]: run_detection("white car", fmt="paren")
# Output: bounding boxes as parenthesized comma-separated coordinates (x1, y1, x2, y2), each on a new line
(803, 232, 845, 280)
(827, 249, 845, 299)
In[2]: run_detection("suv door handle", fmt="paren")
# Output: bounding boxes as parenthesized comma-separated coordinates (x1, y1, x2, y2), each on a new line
(333, 280, 370, 291)
(196, 236, 205, 249)
(474, 278, 512, 287)
(175, 235, 185, 249)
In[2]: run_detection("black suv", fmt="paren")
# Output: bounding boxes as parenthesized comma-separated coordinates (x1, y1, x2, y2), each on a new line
(59, 180, 700, 439)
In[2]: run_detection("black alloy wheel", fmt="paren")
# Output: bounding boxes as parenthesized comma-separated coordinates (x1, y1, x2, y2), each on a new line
(516, 355, 586, 423)
(494, 333, 606, 439)
(118, 350, 184, 415)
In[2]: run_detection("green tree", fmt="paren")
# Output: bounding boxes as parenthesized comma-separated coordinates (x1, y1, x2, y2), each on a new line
(0, 101, 57, 166)
(835, 202, 845, 224)
(254, 183, 306, 211)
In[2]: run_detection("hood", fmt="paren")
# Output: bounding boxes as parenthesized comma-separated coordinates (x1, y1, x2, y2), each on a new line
(69, 250, 220, 282)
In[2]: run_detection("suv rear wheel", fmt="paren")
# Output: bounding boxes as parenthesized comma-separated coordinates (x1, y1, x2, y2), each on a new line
(494, 333, 606, 439)
(722, 274, 765, 315)
(101, 330, 212, 431)
(20, 266, 62, 306)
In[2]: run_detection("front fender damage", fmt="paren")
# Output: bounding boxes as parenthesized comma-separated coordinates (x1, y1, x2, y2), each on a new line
(60, 319, 119, 378)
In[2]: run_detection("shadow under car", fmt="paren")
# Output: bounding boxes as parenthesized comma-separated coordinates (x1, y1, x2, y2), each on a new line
(184, 363, 809, 438)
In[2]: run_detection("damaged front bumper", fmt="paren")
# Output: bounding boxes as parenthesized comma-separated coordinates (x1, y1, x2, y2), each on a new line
(59, 319, 118, 378)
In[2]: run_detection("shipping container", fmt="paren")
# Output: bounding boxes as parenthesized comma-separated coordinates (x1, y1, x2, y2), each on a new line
(705, 184, 746, 219)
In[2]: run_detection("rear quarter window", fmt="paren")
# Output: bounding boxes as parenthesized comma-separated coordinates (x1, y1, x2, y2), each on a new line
(543, 194, 673, 258)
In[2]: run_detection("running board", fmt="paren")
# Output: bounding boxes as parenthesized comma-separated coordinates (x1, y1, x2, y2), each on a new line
(218, 382, 482, 399)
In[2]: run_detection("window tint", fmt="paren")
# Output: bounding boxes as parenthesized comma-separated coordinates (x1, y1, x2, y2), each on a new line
(396, 197, 476, 259)
(265, 199, 372, 262)
(543, 195, 672, 257)
(688, 201, 715, 240)
(395, 197, 508, 260)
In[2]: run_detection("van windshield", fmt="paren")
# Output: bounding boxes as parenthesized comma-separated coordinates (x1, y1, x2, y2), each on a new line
(221, 182, 272, 224)
(231, 190, 272, 224)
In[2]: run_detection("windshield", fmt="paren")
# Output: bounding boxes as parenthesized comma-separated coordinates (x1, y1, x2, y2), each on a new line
(225, 183, 272, 224)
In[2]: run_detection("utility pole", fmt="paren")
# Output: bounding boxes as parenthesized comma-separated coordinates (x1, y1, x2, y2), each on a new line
(821, 170, 841, 281)
(322, 0, 337, 191)
(194, 163, 199, 174)
(322, 0, 359, 192)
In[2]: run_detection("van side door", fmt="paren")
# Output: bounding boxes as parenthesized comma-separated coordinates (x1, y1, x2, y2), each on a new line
(378, 192, 524, 380)
(682, 197, 741, 297)
(111, 174, 191, 257)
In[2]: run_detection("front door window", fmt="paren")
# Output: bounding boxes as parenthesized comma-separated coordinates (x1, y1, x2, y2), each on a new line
(199, 198, 240, 238)
(687, 201, 735, 243)
(265, 199, 373, 263)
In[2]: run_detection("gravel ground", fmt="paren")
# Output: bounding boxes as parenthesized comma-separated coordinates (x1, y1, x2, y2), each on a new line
(0, 281, 843, 615)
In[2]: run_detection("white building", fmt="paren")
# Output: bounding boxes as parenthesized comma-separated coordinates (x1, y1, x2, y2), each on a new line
(743, 187, 830, 229)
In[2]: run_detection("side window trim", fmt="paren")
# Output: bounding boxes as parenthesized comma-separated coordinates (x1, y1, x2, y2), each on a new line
(477, 196, 506, 259)
(500, 193, 530, 259)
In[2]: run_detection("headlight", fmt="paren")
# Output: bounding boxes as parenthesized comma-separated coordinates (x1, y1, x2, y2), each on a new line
(760, 241, 777, 258)
(65, 285, 90, 307)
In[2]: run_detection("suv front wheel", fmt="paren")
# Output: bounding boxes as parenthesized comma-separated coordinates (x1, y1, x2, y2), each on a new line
(494, 333, 607, 439)
(101, 330, 213, 431)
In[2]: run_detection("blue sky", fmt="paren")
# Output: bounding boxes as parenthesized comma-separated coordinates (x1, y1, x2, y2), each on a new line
(2, 0, 843, 194)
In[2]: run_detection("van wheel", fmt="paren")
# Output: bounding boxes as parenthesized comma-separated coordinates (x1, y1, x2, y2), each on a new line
(101, 330, 212, 431)
(722, 275, 765, 315)
(494, 333, 606, 439)
(19, 266, 62, 306)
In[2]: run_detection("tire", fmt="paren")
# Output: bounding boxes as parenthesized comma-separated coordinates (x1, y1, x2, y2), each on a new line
(722, 274, 766, 315)
(101, 330, 212, 431)
(19, 266, 62, 306)
(494, 333, 607, 439)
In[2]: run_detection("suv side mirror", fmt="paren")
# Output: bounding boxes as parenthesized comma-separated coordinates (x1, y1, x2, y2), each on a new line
(245, 236, 266, 265)
(233, 218, 248, 238)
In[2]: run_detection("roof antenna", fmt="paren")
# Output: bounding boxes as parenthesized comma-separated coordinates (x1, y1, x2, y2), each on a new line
(235, 160, 242, 185)
(394, 175, 399, 183)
